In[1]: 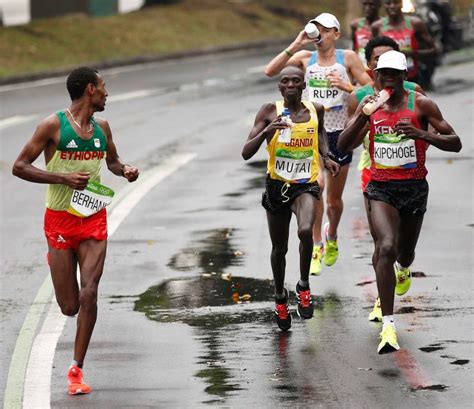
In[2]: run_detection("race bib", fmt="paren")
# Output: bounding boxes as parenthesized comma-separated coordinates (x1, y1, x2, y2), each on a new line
(68, 181, 114, 218)
(373, 134, 417, 169)
(274, 149, 313, 182)
(307, 78, 344, 111)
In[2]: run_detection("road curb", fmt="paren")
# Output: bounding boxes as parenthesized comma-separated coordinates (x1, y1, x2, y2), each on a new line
(0, 38, 293, 86)
(1, 39, 472, 87)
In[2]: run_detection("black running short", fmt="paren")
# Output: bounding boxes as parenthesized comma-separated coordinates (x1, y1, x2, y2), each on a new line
(365, 179, 429, 216)
(328, 130, 353, 166)
(262, 176, 320, 214)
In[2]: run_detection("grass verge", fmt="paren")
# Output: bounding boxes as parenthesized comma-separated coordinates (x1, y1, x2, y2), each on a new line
(0, 0, 346, 79)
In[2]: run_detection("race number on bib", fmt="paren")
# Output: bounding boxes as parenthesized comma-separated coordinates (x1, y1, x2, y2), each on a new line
(274, 149, 313, 182)
(68, 181, 114, 218)
(373, 135, 417, 169)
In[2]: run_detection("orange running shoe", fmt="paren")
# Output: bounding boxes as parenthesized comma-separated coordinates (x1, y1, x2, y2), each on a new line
(67, 365, 91, 395)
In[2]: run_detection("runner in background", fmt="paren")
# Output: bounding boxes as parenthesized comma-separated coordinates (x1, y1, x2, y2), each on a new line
(372, 0, 436, 88)
(12, 67, 139, 395)
(350, 0, 382, 68)
(338, 51, 461, 353)
(265, 13, 371, 276)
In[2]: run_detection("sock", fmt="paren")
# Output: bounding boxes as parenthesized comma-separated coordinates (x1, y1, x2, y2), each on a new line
(275, 291, 286, 301)
(298, 280, 309, 289)
(382, 315, 395, 330)
(395, 260, 410, 270)
(71, 360, 83, 369)
(314, 241, 323, 249)
(327, 233, 337, 241)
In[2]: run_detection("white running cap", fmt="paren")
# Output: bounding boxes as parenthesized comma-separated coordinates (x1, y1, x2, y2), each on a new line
(375, 50, 408, 71)
(312, 13, 340, 31)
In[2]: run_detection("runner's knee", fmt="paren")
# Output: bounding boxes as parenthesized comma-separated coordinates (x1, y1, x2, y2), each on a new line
(297, 225, 313, 244)
(271, 242, 288, 257)
(376, 240, 397, 263)
(60, 302, 80, 317)
(79, 286, 98, 310)
(326, 197, 343, 212)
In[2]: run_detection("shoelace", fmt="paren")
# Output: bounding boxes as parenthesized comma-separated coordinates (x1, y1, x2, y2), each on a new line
(297, 290, 311, 308)
(68, 368, 83, 384)
(397, 270, 409, 283)
(275, 303, 289, 319)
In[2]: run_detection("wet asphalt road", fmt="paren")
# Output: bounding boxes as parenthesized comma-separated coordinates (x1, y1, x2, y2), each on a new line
(1, 49, 473, 408)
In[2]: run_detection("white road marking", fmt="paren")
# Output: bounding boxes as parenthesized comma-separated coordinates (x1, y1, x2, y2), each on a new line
(4, 152, 196, 409)
(0, 115, 38, 131)
(0, 78, 66, 93)
(246, 65, 266, 74)
(106, 89, 156, 103)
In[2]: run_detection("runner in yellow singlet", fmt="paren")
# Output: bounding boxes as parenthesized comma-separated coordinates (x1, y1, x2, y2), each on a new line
(265, 13, 372, 276)
(12, 67, 139, 395)
(242, 67, 339, 331)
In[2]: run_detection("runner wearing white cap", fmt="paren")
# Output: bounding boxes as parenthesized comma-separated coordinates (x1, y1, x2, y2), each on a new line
(265, 12, 372, 276)
(338, 50, 461, 353)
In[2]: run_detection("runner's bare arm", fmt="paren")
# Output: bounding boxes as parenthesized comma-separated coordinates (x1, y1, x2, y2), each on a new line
(412, 17, 437, 58)
(347, 91, 370, 140)
(12, 115, 90, 190)
(350, 21, 358, 51)
(242, 103, 280, 160)
(394, 96, 461, 152)
(314, 103, 340, 177)
(242, 103, 284, 160)
(96, 118, 139, 182)
(338, 97, 371, 152)
(264, 31, 313, 77)
(345, 50, 372, 85)
(371, 20, 382, 37)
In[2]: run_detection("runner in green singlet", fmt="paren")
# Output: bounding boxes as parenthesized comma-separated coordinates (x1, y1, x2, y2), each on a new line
(12, 67, 139, 395)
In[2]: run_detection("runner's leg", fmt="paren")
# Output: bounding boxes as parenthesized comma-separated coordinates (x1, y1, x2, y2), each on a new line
(74, 239, 107, 363)
(266, 209, 292, 295)
(397, 213, 424, 267)
(291, 193, 317, 281)
(326, 164, 349, 238)
(48, 245, 80, 316)
(368, 200, 400, 316)
(312, 160, 325, 243)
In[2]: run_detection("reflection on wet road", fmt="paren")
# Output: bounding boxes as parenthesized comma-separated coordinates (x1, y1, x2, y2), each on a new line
(134, 273, 349, 406)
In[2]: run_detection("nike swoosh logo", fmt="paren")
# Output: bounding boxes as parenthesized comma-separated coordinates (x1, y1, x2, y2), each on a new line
(373, 119, 385, 124)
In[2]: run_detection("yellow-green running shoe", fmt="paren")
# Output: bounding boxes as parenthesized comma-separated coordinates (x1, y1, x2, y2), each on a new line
(377, 324, 400, 354)
(395, 264, 412, 296)
(323, 223, 338, 266)
(310, 244, 324, 276)
(368, 297, 382, 322)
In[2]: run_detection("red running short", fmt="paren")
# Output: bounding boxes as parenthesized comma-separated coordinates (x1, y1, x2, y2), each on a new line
(44, 208, 107, 250)
(361, 167, 372, 193)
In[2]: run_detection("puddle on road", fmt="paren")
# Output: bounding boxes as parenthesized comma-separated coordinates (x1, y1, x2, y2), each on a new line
(167, 228, 244, 273)
(134, 273, 342, 403)
(413, 384, 449, 392)
(419, 346, 446, 353)
(223, 160, 266, 199)
(378, 369, 400, 379)
(134, 274, 274, 401)
(450, 359, 469, 366)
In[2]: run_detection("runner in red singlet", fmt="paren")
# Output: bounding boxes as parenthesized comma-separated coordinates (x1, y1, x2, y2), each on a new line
(350, 0, 381, 68)
(338, 51, 461, 354)
(372, 0, 436, 87)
